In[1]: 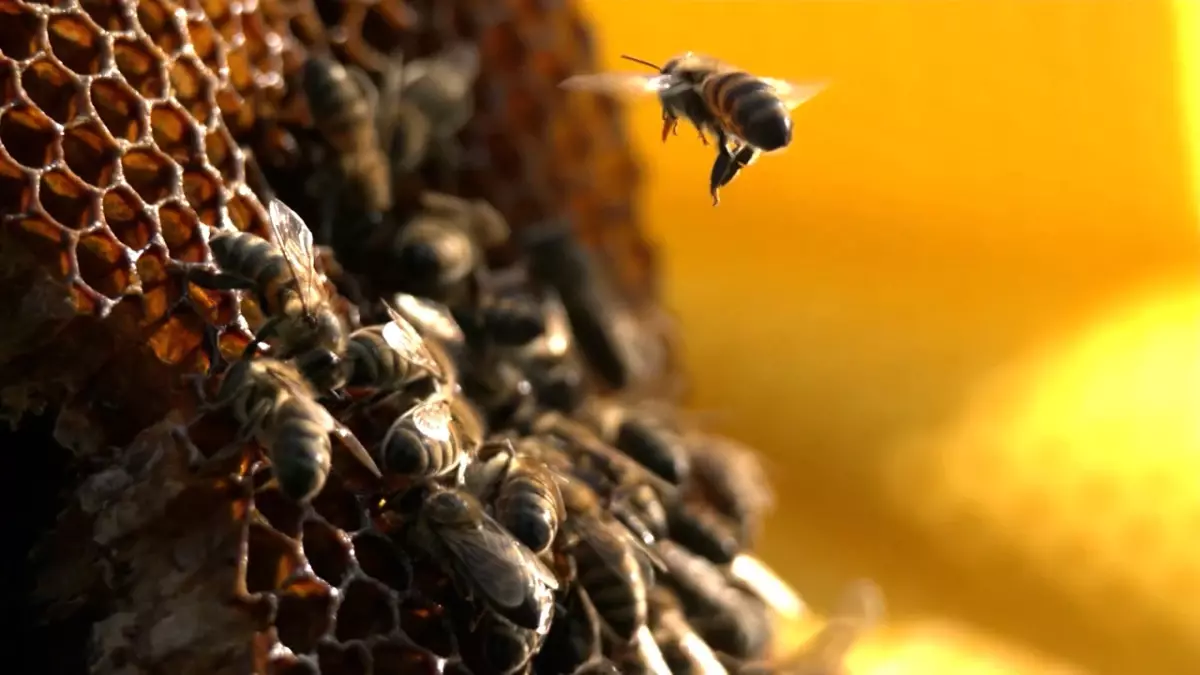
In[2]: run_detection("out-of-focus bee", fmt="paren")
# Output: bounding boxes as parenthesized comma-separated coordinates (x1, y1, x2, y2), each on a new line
(302, 54, 396, 246)
(408, 487, 560, 632)
(190, 200, 349, 391)
(342, 299, 444, 391)
(202, 357, 381, 502)
(648, 587, 729, 675)
(560, 53, 826, 204)
(731, 580, 883, 675)
(390, 191, 510, 303)
(578, 398, 690, 485)
(687, 434, 775, 547)
(552, 468, 652, 645)
(518, 289, 588, 414)
(656, 539, 774, 660)
(465, 439, 565, 555)
(457, 607, 546, 675)
(667, 499, 743, 565)
(533, 583, 604, 674)
(380, 393, 481, 480)
(388, 43, 481, 180)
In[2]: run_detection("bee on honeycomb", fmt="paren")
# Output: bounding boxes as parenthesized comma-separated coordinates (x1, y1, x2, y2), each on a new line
(1, 1, 846, 674)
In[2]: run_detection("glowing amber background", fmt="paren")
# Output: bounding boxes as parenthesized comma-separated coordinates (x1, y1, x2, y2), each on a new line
(581, 1, 1200, 673)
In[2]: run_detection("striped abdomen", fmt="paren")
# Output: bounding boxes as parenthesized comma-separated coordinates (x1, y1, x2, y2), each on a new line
(345, 328, 411, 387)
(701, 70, 793, 152)
(208, 230, 299, 316)
(573, 519, 647, 642)
(268, 398, 334, 502)
(496, 462, 563, 554)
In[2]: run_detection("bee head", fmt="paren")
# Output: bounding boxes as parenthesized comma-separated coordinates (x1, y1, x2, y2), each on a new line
(305, 310, 345, 352)
(295, 347, 348, 391)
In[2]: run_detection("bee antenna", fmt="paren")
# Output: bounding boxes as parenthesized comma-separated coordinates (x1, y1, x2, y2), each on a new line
(620, 54, 663, 71)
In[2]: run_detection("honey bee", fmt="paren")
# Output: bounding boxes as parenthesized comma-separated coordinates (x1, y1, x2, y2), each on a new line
(667, 500, 743, 565)
(387, 43, 481, 180)
(303, 54, 395, 245)
(191, 199, 348, 391)
(648, 587, 729, 675)
(343, 300, 444, 391)
(533, 583, 604, 674)
(409, 487, 560, 632)
(687, 435, 775, 547)
(204, 357, 381, 502)
(732, 580, 883, 675)
(380, 394, 472, 480)
(457, 608, 546, 675)
(465, 439, 565, 555)
(579, 399, 691, 485)
(561, 53, 826, 204)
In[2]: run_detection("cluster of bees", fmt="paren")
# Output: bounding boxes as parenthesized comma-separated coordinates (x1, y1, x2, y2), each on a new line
(175, 40, 876, 675)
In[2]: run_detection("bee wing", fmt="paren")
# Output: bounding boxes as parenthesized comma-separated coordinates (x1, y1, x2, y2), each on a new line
(407, 396, 454, 443)
(266, 198, 323, 307)
(438, 513, 560, 609)
(759, 78, 828, 111)
(381, 301, 444, 379)
(330, 422, 383, 478)
(559, 72, 688, 98)
(393, 293, 465, 345)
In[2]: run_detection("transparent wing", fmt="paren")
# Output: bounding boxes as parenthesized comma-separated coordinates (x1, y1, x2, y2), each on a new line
(760, 78, 828, 111)
(393, 293, 465, 344)
(792, 579, 884, 673)
(382, 302, 444, 378)
(407, 397, 453, 443)
(267, 198, 322, 308)
(439, 513, 558, 609)
(559, 72, 687, 98)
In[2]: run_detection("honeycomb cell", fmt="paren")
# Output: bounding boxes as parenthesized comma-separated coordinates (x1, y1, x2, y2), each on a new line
(275, 585, 335, 655)
(203, 124, 240, 185)
(180, 165, 221, 227)
(80, 0, 135, 32)
(112, 35, 168, 100)
(90, 77, 145, 143)
(244, 521, 304, 594)
(62, 119, 119, 187)
(144, 307, 206, 363)
(0, 151, 34, 214)
(120, 146, 177, 204)
(0, 104, 59, 170)
(76, 228, 135, 298)
(310, 479, 366, 533)
(351, 532, 412, 594)
(102, 185, 153, 250)
(46, 12, 107, 76)
(169, 54, 214, 126)
(301, 518, 351, 587)
(186, 16, 224, 74)
(335, 578, 396, 641)
(158, 199, 206, 262)
(372, 642, 442, 675)
(400, 595, 456, 658)
(150, 101, 201, 163)
(227, 188, 269, 237)
(0, 2, 45, 61)
(22, 56, 84, 125)
(136, 246, 175, 324)
(316, 641, 371, 675)
(136, 0, 187, 56)
(502, 83, 548, 133)
(254, 488, 306, 539)
(481, 22, 528, 72)
(0, 59, 15, 102)
(40, 167, 101, 230)
(7, 213, 71, 279)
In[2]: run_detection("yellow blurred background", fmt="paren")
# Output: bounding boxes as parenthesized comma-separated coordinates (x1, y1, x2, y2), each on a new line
(579, 1, 1200, 673)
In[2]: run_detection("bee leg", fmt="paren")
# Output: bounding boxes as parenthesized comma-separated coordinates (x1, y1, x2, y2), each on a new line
(331, 423, 383, 478)
(202, 323, 227, 376)
(709, 148, 734, 206)
(660, 112, 679, 143)
(242, 315, 282, 360)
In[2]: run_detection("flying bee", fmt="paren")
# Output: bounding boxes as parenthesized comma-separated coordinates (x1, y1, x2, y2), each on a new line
(579, 398, 691, 485)
(465, 439, 565, 555)
(343, 299, 444, 391)
(380, 394, 471, 480)
(302, 53, 396, 246)
(203, 357, 381, 502)
(561, 53, 826, 204)
(648, 587, 729, 675)
(408, 487, 560, 632)
(191, 199, 348, 391)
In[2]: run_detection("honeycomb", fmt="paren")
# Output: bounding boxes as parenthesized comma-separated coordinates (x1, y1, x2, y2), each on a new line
(1, 0, 839, 672)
